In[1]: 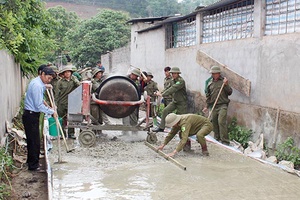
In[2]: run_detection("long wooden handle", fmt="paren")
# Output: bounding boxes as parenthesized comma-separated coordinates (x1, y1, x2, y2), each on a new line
(47, 89, 71, 152)
(208, 82, 225, 119)
(144, 142, 187, 171)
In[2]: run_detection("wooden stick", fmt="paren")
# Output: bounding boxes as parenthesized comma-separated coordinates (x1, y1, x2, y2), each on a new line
(208, 82, 225, 119)
(46, 89, 62, 162)
(144, 141, 187, 171)
(272, 107, 280, 150)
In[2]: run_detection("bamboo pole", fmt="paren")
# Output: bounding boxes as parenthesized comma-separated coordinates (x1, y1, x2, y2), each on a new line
(144, 141, 187, 171)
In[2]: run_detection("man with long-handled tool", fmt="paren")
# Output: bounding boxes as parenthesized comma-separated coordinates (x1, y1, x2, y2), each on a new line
(157, 113, 213, 157)
(22, 67, 57, 171)
(202, 66, 233, 145)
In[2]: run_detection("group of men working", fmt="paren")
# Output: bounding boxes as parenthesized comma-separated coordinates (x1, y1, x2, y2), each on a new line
(22, 61, 106, 171)
(153, 66, 233, 157)
(122, 65, 233, 157)
(22, 61, 232, 171)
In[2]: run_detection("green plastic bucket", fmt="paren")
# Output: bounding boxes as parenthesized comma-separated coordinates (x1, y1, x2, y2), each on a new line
(48, 117, 62, 136)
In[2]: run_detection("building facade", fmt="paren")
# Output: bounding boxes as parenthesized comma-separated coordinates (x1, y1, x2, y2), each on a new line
(102, 0, 300, 148)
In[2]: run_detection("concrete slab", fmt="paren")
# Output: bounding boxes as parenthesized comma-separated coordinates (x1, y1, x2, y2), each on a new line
(48, 131, 300, 200)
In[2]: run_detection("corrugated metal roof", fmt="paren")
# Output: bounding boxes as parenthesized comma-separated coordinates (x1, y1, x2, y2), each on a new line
(135, 0, 243, 33)
(127, 17, 169, 24)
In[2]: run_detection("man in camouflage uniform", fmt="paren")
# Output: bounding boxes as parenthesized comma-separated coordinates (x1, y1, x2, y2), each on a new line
(203, 66, 233, 145)
(153, 67, 187, 132)
(157, 113, 213, 157)
(91, 67, 111, 125)
(163, 66, 173, 107)
(55, 64, 81, 139)
(143, 72, 158, 117)
(123, 68, 141, 126)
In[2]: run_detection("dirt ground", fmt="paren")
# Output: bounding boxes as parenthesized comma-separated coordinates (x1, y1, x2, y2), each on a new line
(9, 152, 48, 200)
(45, 1, 102, 19)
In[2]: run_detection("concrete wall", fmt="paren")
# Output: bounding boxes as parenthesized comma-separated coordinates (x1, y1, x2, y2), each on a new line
(100, 2, 300, 148)
(0, 50, 24, 145)
(101, 44, 131, 76)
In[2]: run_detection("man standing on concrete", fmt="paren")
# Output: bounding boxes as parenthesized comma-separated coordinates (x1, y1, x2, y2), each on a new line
(153, 67, 187, 132)
(162, 66, 173, 107)
(157, 113, 213, 157)
(55, 64, 81, 139)
(123, 68, 141, 126)
(203, 66, 233, 145)
(143, 72, 158, 117)
(23, 67, 57, 171)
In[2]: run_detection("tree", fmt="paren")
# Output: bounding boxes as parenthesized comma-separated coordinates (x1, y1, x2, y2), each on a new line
(146, 0, 180, 17)
(0, 0, 56, 75)
(65, 9, 130, 67)
(46, 6, 80, 64)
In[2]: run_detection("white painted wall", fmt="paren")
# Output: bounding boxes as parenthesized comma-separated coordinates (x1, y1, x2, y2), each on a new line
(0, 50, 24, 145)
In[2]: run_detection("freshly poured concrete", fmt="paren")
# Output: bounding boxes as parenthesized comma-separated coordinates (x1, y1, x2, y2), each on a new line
(49, 131, 300, 200)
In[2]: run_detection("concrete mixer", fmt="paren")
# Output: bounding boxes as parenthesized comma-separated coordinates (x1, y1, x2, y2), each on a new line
(66, 75, 156, 147)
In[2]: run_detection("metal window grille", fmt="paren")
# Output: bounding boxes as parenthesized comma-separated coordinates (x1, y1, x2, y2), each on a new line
(166, 16, 196, 49)
(265, 0, 300, 35)
(203, 0, 254, 43)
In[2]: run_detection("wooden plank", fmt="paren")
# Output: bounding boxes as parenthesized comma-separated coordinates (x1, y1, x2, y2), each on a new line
(196, 50, 251, 97)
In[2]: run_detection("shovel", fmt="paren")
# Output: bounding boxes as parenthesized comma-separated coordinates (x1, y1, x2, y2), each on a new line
(208, 82, 225, 119)
(46, 89, 75, 153)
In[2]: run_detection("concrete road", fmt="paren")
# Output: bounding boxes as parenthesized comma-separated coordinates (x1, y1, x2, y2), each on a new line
(48, 131, 300, 200)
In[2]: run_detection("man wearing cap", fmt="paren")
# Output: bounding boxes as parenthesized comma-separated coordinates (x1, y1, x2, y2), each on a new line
(144, 72, 158, 117)
(157, 113, 213, 157)
(55, 64, 81, 139)
(203, 65, 233, 145)
(91, 67, 111, 125)
(123, 68, 141, 126)
(162, 66, 173, 107)
(23, 67, 58, 171)
(153, 67, 187, 132)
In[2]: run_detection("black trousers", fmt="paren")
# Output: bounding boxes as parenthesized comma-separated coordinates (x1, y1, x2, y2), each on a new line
(22, 110, 41, 170)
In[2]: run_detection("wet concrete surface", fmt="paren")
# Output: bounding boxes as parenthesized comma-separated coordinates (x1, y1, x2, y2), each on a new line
(48, 131, 300, 200)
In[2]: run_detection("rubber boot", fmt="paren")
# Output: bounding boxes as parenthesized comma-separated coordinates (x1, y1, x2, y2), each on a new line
(183, 139, 192, 151)
(201, 144, 209, 156)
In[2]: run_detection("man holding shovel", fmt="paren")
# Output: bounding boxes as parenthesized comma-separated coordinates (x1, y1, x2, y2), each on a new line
(203, 66, 233, 145)
(23, 67, 57, 171)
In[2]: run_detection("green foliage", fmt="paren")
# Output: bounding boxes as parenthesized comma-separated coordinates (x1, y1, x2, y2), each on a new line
(275, 137, 300, 167)
(0, 0, 57, 75)
(0, 147, 14, 199)
(45, 6, 80, 63)
(65, 9, 130, 66)
(228, 117, 253, 149)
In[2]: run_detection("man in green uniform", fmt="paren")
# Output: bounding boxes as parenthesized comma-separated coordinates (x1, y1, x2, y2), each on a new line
(55, 64, 81, 139)
(203, 66, 233, 145)
(143, 72, 158, 117)
(152, 67, 187, 132)
(157, 113, 213, 157)
(91, 67, 111, 125)
(162, 66, 173, 107)
(123, 68, 141, 126)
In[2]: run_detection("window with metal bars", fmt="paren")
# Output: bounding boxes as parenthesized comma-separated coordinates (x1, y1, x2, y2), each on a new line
(202, 0, 254, 43)
(166, 16, 196, 49)
(265, 0, 300, 35)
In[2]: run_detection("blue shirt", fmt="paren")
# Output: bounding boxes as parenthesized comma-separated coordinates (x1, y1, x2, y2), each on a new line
(24, 76, 54, 115)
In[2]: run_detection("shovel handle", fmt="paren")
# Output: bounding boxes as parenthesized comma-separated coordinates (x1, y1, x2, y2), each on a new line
(208, 82, 225, 119)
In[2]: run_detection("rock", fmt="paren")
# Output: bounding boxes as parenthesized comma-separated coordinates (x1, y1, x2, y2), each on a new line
(266, 156, 277, 163)
(279, 160, 294, 169)
(248, 150, 266, 159)
(22, 191, 31, 198)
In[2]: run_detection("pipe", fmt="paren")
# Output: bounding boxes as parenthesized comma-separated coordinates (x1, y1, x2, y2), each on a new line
(92, 93, 144, 106)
